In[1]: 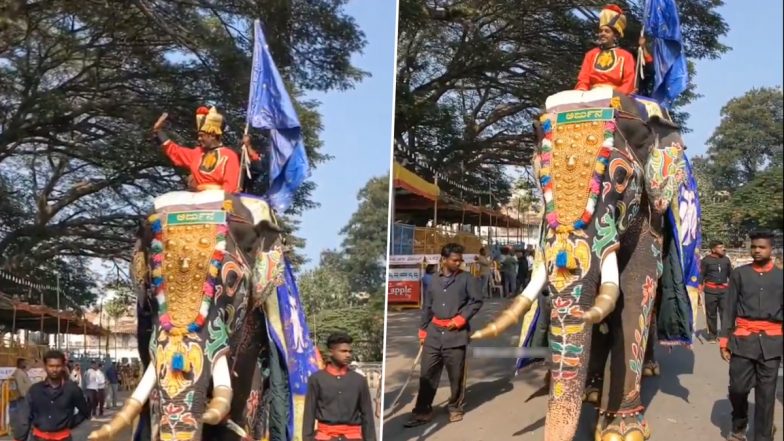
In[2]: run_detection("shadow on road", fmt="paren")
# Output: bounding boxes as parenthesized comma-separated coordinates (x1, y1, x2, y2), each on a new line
(384, 375, 515, 440)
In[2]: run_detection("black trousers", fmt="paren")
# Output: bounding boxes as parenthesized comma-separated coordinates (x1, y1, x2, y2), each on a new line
(704, 291, 726, 337)
(728, 353, 781, 440)
(413, 345, 467, 415)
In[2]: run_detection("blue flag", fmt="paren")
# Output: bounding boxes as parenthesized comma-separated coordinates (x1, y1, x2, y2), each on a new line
(644, 0, 689, 109)
(247, 19, 310, 212)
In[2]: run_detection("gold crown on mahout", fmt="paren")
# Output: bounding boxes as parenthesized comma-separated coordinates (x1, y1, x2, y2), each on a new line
(195, 106, 223, 135)
(599, 4, 627, 38)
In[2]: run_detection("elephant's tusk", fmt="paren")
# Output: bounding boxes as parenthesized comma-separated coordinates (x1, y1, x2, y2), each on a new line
(471, 257, 547, 340)
(582, 282, 620, 324)
(471, 296, 533, 339)
(88, 363, 157, 440)
(203, 385, 233, 425)
(203, 355, 233, 425)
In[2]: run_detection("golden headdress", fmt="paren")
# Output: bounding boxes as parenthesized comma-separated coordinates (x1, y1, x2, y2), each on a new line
(195, 106, 223, 136)
(599, 4, 627, 38)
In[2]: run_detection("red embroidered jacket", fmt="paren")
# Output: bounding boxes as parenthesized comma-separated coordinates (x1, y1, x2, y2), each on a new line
(162, 140, 242, 193)
(575, 46, 639, 96)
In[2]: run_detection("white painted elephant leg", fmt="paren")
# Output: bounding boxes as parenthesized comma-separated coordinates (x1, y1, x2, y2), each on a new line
(88, 363, 157, 440)
(203, 354, 233, 425)
(582, 251, 621, 324)
(472, 258, 548, 339)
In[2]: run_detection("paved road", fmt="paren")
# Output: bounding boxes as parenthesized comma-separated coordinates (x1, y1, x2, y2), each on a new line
(382, 298, 784, 441)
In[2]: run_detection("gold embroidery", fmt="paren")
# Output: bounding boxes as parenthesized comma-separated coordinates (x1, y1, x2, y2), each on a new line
(550, 121, 605, 224)
(162, 224, 217, 328)
(594, 49, 617, 71)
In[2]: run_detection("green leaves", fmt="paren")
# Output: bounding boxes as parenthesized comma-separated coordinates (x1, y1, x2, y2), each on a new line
(693, 87, 783, 244)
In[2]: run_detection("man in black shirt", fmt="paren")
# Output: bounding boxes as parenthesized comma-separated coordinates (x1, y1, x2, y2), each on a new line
(515, 248, 529, 294)
(15, 350, 90, 441)
(303, 332, 375, 441)
(720, 231, 783, 441)
(405, 243, 483, 427)
(701, 240, 733, 342)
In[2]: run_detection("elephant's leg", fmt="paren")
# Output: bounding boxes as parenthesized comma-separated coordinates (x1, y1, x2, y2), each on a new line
(544, 280, 598, 441)
(584, 322, 610, 405)
(597, 231, 659, 441)
(642, 318, 659, 377)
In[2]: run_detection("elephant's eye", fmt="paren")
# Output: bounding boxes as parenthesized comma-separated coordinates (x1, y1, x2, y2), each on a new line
(614, 168, 627, 183)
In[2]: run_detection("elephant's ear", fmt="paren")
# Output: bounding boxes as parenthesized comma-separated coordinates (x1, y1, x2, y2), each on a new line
(649, 114, 680, 131)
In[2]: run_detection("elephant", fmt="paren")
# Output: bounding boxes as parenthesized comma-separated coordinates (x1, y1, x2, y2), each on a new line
(89, 189, 320, 441)
(472, 88, 694, 441)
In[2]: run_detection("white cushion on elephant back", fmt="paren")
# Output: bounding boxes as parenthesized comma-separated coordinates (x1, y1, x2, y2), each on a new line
(153, 189, 225, 212)
(545, 87, 615, 112)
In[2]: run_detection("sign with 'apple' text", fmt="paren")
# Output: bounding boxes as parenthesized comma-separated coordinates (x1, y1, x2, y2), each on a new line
(387, 266, 422, 305)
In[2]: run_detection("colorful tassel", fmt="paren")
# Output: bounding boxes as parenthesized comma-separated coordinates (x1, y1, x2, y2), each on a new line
(172, 352, 185, 371)
(556, 250, 568, 268)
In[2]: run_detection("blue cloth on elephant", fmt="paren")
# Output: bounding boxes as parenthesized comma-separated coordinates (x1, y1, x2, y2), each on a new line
(657, 215, 694, 345)
(264, 257, 321, 441)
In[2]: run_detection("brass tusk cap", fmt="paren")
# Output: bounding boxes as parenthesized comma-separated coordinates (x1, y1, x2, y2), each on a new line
(87, 398, 143, 441)
(583, 282, 620, 324)
(471, 296, 533, 340)
(203, 385, 233, 425)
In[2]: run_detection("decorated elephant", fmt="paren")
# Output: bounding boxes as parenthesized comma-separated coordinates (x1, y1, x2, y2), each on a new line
(472, 88, 696, 441)
(89, 189, 321, 441)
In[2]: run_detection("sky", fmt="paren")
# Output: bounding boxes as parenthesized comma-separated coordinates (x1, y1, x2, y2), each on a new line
(297, 1, 397, 268)
(680, 0, 784, 157)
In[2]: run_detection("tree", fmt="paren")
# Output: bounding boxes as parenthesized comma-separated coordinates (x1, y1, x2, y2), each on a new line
(0, 1, 367, 277)
(395, 0, 729, 205)
(693, 87, 784, 243)
(339, 175, 390, 294)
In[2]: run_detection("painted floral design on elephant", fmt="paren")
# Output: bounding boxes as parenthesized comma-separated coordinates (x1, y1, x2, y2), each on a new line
(549, 284, 586, 397)
(160, 402, 198, 441)
(628, 275, 657, 396)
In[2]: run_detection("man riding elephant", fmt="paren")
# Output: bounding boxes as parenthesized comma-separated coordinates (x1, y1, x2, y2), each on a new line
(575, 4, 653, 97)
(87, 108, 320, 441)
(152, 106, 262, 195)
(472, 87, 695, 441)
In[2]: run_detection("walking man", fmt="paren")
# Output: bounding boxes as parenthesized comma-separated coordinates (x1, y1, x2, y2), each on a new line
(405, 243, 483, 426)
(721, 231, 782, 441)
(14, 350, 90, 441)
(515, 248, 529, 294)
(85, 361, 107, 417)
(476, 248, 493, 298)
(701, 240, 733, 342)
(104, 362, 120, 409)
(500, 247, 517, 298)
(303, 332, 376, 441)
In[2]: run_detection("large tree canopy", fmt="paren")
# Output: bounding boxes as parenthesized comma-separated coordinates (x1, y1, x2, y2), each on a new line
(395, 0, 728, 205)
(0, 0, 367, 305)
(694, 87, 784, 244)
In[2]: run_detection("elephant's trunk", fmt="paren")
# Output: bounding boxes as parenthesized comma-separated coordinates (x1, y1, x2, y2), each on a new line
(582, 251, 620, 324)
(88, 364, 157, 440)
(203, 354, 233, 425)
(472, 258, 547, 339)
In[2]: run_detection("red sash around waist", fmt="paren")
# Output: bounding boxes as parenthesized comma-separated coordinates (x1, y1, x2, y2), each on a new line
(704, 282, 729, 290)
(720, 318, 783, 349)
(431, 315, 467, 329)
(32, 427, 71, 440)
(733, 318, 783, 337)
(315, 422, 362, 440)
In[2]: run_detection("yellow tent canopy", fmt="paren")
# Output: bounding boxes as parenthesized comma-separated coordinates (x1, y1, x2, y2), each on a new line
(393, 161, 439, 201)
